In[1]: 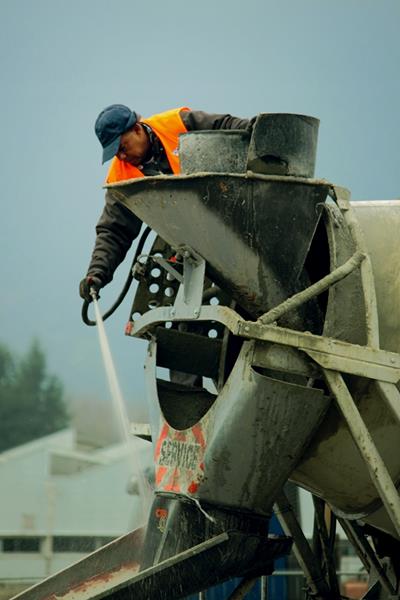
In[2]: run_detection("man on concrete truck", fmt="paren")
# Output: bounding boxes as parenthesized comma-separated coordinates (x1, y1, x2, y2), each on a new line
(79, 104, 251, 301)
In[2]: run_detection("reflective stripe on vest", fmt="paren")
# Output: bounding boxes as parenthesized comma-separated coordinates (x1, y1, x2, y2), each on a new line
(105, 106, 190, 184)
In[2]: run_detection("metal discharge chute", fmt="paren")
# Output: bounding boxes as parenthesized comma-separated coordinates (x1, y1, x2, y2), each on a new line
(15, 114, 400, 599)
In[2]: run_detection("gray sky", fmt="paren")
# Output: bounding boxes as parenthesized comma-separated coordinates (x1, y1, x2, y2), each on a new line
(1, 0, 399, 422)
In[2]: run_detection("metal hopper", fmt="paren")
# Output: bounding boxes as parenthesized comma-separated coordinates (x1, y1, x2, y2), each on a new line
(109, 173, 330, 330)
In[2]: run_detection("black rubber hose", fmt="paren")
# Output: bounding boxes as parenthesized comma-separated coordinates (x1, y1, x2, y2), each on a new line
(81, 226, 152, 326)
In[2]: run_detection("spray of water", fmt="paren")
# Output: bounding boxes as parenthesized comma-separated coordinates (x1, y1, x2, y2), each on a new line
(92, 296, 153, 526)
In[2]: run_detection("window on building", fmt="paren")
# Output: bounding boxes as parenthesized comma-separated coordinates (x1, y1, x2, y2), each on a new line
(52, 536, 116, 552)
(53, 537, 97, 553)
(2, 537, 41, 552)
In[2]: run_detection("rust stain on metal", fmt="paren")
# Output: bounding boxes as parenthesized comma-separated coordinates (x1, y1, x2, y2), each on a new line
(76, 561, 140, 588)
(58, 562, 140, 598)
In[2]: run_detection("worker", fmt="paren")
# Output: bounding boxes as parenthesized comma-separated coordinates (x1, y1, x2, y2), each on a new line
(79, 105, 251, 302)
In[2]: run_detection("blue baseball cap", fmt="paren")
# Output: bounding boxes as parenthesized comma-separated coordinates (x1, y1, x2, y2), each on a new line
(95, 104, 137, 164)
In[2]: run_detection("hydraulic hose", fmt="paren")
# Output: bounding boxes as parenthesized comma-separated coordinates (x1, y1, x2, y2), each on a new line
(81, 226, 152, 326)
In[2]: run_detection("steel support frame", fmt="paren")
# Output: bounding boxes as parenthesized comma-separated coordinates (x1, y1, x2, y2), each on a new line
(337, 518, 397, 598)
(274, 491, 335, 599)
(128, 304, 400, 384)
(324, 369, 400, 539)
(312, 497, 341, 599)
(130, 258, 400, 537)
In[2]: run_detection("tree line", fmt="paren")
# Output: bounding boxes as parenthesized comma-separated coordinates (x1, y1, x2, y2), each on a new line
(0, 339, 70, 452)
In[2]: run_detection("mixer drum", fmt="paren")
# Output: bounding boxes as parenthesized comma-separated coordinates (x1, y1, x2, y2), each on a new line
(291, 200, 400, 537)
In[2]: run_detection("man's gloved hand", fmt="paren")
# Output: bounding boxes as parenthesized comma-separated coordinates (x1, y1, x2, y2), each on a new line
(79, 275, 103, 302)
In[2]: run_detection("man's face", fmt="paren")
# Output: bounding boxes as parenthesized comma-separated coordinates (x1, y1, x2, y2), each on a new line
(117, 124, 150, 166)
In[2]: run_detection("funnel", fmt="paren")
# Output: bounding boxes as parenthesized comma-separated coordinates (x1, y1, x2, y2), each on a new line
(108, 173, 329, 320)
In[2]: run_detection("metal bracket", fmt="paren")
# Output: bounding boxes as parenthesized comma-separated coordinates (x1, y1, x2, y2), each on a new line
(328, 184, 351, 212)
(170, 246, 206, 319)
(153, 256, 184, 284)
(135, 246, 207, 321)
(302, 348, 400, 384)
(237, 320, 400, 384)
(128, 304, 400, 383)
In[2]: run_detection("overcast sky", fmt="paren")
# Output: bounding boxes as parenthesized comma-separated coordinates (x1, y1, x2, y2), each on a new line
(1, 0, 399, 423)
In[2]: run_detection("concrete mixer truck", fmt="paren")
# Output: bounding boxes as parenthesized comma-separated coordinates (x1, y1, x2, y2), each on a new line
(13, 114, 400, 600)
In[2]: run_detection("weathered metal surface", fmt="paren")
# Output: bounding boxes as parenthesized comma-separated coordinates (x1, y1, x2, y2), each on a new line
(258, 249, 366, 325)
(108, 173, 330, 325)
(321, 198, 370, 347)
(291, 200, 400, 535)
(139, 493, 290, 575)
(247, 113, 319, 177)
(11, 528, 144, 600)
(127, 235, 231, 347)
(13, 531, 289, 600)
(145, 338, 330, 513)
(128, 303, 400, 383)
(155, 326, 222, 379)
(334, 188, 380, 347)
(178, 113, 319, 179)
(252, 343, 319, 379)
(174, 247, 205, 315)
(14, 534, 228, 600)
(323, 369, 400, 538)
(179, 130, 250, 174)
(302, 348, 400, 383)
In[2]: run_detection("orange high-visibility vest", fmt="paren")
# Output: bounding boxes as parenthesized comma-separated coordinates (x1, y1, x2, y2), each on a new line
(105, 107, 190, 184)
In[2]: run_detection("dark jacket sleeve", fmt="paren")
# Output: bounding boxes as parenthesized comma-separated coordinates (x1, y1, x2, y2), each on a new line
(181, 110, 251, 131)
(86, 189, 142, 285)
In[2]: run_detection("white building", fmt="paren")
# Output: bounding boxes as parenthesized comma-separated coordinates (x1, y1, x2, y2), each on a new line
(0, 429, 152, 585)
